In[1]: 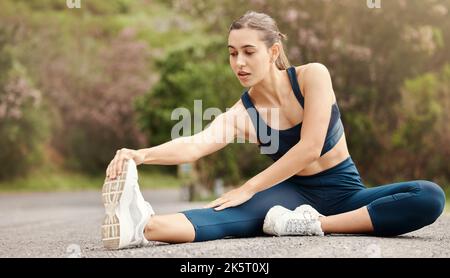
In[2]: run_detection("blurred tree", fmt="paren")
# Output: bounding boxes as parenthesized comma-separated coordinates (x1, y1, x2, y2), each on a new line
(0, 27, 49, 180)
(48, 27, 152, 173)
(0, 0, 449, 190)
(391, 64, 450, 186)
(0, 0, 205, 176)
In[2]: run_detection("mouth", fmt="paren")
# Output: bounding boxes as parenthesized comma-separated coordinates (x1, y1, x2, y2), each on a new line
(238, 71, 251, 80)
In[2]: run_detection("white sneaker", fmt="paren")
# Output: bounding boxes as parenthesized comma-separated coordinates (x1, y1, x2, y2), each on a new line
(101, 159, 155, 249)
(264, 204, 324, 236)
(263, 205, 292, 235)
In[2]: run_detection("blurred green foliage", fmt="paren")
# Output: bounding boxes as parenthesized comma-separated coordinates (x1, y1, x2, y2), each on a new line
(391, 64, 450, 185)
(0, 27, 50, 180)
(0, 0, 449, 191)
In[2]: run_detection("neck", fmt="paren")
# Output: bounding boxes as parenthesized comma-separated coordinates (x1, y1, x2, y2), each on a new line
(251, 65, 287, 105)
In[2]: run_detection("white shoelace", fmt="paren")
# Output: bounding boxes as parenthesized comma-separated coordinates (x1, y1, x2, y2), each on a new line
(285, 218, 317, 234)
(284, 210, 322, 235)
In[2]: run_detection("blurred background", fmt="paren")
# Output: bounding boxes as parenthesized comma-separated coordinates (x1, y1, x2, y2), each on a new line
(0, 0, 448, 201)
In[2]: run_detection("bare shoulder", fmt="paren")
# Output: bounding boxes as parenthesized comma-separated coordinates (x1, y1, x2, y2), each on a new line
(296, 62, 330, 82)
(296, 63, 331, 87)
(295, 63, 329, 95)
(295, 63, 335, 101)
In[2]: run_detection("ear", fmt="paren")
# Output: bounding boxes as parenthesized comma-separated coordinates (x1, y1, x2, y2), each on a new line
(270, 42, 281, 62)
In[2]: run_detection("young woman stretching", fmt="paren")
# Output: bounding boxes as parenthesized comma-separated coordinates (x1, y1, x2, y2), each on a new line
(101, 11, 445, 249)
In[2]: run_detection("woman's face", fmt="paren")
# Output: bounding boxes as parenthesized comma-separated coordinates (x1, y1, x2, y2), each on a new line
(228, 28, 275, 87)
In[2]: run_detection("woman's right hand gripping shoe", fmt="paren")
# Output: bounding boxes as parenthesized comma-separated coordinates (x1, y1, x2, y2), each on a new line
(101, 158, 155, 249)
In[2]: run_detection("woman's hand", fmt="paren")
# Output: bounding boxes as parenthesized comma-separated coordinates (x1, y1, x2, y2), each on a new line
(106, 148, 145, 180)
(204, 185, 256, 211)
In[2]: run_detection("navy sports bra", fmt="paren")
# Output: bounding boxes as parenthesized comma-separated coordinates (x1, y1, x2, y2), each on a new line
(240, 66, 344, 161)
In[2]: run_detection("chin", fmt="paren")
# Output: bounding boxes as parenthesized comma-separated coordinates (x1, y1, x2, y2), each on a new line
(241, 82, 252, 88)
(240, 79, 255, 87)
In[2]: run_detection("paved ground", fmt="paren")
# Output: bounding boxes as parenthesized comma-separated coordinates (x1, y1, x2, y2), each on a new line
(0, 189, 448, 258)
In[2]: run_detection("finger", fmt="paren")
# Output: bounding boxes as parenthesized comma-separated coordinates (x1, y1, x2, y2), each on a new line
(117, 156, 131, 177)
(116, 158, 124, 178)
(106, 164, 111, 178)
(203, 199, 219, 208)
(114, 150, 124, 177)
(110, 158, 118, 179)
(204, 198, 225, 208)
(111, 150, 120, 179)
(107, 161, 114, 176)
(214, 201, 232, 211)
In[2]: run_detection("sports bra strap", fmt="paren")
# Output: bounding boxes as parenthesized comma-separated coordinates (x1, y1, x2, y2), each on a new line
(286, 66, 304, 108)
(241, 91, 262, 144)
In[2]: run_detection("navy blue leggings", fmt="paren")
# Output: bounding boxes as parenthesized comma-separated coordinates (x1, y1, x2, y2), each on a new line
(181, 157, 446, 242)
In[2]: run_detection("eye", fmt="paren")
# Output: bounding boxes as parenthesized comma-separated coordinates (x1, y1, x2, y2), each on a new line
(229, 52, 237, 57)
(246, 52, 254, 56)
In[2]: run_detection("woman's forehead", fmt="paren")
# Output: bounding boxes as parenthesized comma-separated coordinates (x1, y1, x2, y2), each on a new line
(228, 29, 263, 48)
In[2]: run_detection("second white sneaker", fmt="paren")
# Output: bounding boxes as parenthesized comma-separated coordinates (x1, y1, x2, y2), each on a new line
(264, 204, 324, 236)
(101, 159, 155, 249)
(263, 205, 291, 235)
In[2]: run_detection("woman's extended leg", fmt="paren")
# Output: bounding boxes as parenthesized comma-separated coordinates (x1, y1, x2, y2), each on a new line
(144, 213, 196, 243)
(143, 180, 319, 243)
(319, 180, 446, 236)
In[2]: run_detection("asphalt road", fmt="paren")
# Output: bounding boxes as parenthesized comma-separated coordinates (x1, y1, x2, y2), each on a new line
(0, 189, 448, 258)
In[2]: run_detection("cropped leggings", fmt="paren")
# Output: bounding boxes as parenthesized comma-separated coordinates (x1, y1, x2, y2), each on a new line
(180, 157, 446, 242)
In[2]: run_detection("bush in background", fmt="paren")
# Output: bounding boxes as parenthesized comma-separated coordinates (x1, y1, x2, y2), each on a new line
(0, 28, 49, 180)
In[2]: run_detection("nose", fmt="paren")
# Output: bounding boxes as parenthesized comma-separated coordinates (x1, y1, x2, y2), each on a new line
(236, 54, 246, 67)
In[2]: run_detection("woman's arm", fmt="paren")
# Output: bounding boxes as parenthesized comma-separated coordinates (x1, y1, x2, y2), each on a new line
(107, 107, 239, 179)
(138, 110, 238, 165)
(206, 63, 334, 210)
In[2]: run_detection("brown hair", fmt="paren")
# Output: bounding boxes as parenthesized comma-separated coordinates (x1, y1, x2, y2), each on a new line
(229, 11, 291, 70)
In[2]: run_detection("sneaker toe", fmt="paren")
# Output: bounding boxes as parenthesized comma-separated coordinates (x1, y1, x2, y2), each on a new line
(263, 205, 291, 235)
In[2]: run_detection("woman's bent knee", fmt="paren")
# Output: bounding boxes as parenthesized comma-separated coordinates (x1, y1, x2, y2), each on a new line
(416, 180, 446, 224)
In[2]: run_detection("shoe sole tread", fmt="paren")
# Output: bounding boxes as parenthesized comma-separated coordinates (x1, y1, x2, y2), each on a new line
(101, 160, 130, 250)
